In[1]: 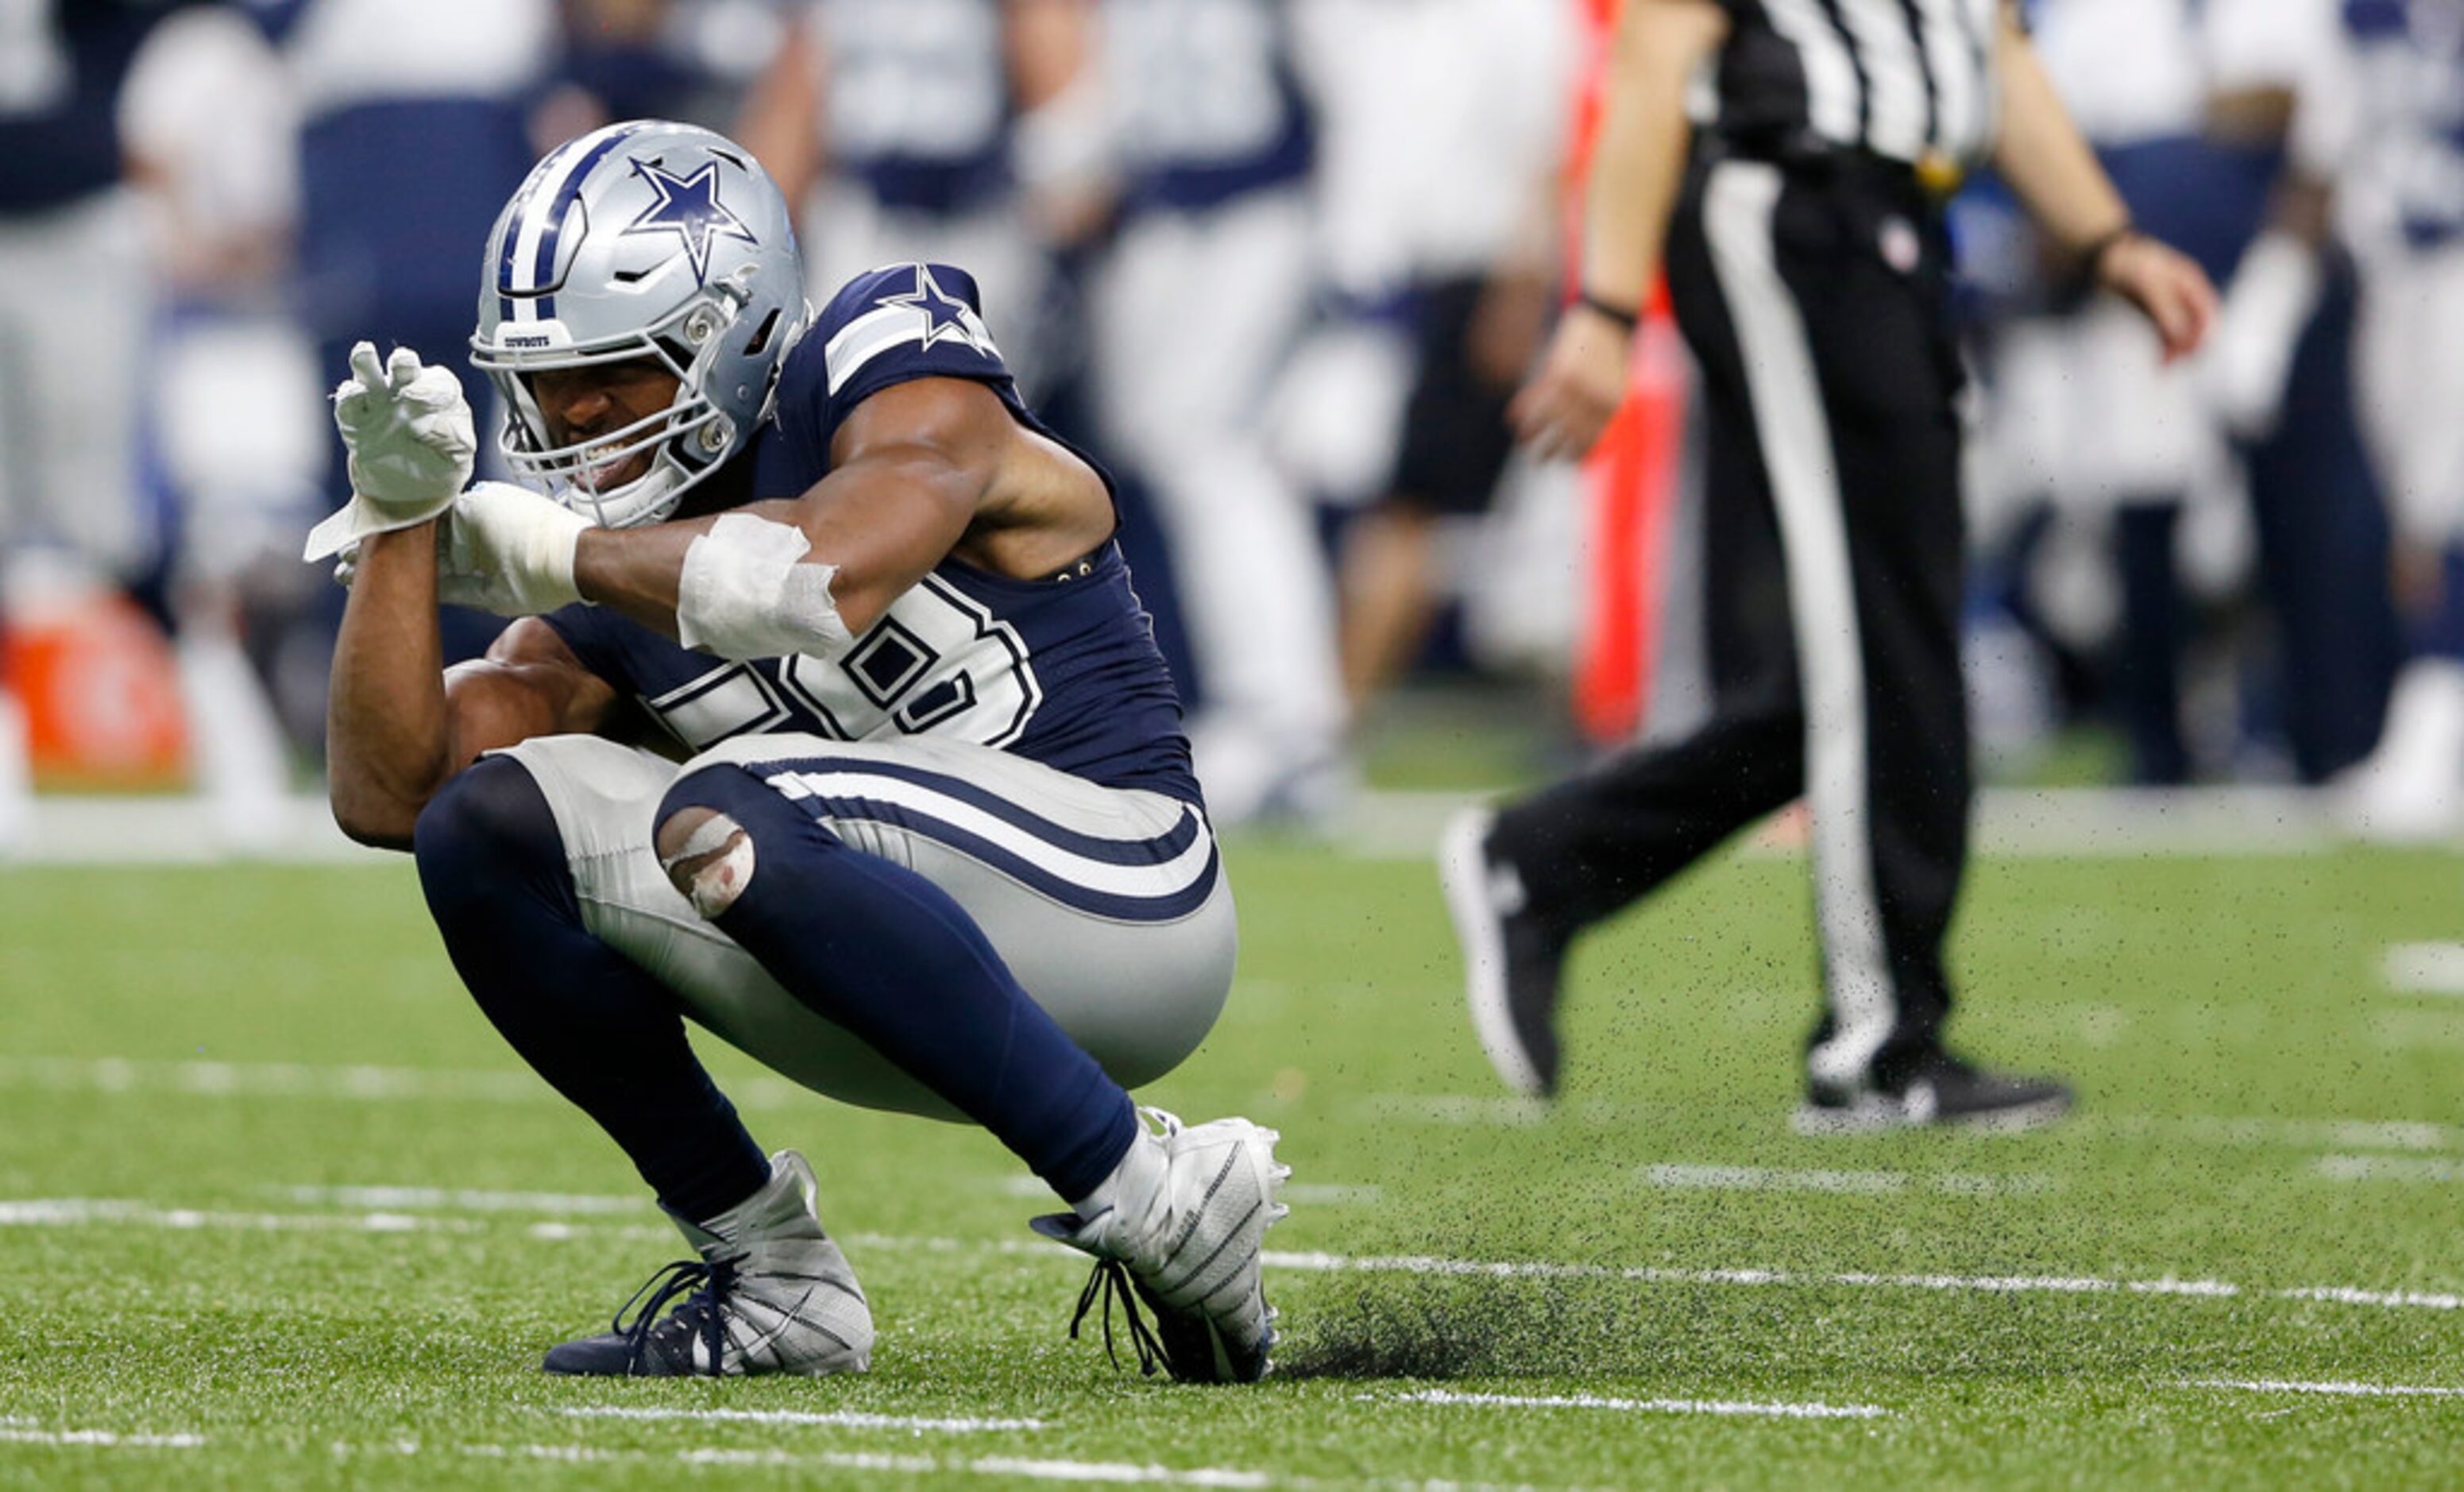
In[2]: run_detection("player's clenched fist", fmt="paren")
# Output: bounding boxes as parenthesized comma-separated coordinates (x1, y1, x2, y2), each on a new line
(303, 342, 476, 561)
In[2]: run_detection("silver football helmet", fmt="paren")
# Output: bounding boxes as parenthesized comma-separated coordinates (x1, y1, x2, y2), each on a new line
(470, 120, 810, 528)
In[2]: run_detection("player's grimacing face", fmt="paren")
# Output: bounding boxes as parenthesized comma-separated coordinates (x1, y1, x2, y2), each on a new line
(528, 357, 683, 491)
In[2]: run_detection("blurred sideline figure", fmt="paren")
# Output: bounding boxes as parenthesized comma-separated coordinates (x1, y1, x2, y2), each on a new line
(735, 0, 1091, 386)
(0, 0, 196, 846)
(254, 0, 561, 733)
(1320, 0, 1576, 717)
(122, 4, 318, 849)
(2197, 0, 2403, 787)
(1973, 0, 2242, 787)
(1445, 0, 2215, 1127)
(2275, 0, 2464, 839)
(316, 121, 1282, 1381)
(1086, 0, 1344, 827)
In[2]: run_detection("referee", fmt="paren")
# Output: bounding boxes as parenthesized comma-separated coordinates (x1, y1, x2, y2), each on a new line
(1442, 0, 2215, 1129)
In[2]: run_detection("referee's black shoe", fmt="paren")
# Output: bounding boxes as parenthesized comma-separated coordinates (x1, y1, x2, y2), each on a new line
(1794, 1052, 2072, 1135)
(1439, 807, 1568, 1097)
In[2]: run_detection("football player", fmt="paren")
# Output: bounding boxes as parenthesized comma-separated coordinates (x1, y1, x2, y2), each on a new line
(310, 120, 1285, 1381)
(1084, 0, 1348, 825)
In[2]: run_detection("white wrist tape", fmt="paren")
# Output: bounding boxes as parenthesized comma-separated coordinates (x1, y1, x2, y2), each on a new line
(675, 512, 853, 661)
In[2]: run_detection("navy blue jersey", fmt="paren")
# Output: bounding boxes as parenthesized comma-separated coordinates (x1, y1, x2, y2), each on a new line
(544, 262, 1199, 804)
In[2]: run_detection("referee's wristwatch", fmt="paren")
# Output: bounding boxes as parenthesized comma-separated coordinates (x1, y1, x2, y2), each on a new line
(1575, 290, 1642, 332)
(2080, 222, 2139, 282)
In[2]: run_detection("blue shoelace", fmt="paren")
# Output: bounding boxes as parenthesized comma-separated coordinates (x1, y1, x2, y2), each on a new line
(612, 1256, 740, 1376)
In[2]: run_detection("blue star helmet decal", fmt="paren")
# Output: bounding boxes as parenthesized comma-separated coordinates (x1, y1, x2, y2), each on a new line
(622, 158, 759, 284)
(876, 265, 991, 354)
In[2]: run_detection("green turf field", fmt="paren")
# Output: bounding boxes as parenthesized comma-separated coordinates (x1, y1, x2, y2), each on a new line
(4, 835, 2463, 1489)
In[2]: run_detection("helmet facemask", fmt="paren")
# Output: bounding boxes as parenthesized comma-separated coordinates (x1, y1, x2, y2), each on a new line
(481, 279, 761, 529)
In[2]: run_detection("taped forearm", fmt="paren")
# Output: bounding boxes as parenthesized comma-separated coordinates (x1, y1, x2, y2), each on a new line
(675, 512, 855, 662)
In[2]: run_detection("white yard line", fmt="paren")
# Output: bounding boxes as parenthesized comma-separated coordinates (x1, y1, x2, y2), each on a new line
(0, 1199, 472, 1234)
(1357, 1096, 2464, 1155)
(7, 1193, 2456, 1316)
(1639, 1164, 2056, 1197)
(2102, 1115, 2464, 1154)
(0, 1426, 205, 1448)
(462, 1442, 1561, 1491)
(1336, 787, 2339, 862)
(2277, 1286, 2464, 1310)
(276, 1185, 650, 1215)
(2314, 1154, 2464, 1184)
(26, 1049, 2458, 1165)
(2183, 1379, 2464, 1399)
(965, 1459, 1270, 1486)
(1384, 1390, 1889, 1420)
(2369, 1010, 2464, 1050)
(466, 1444, 1275, 1486)
(0, 1055, 815, 1111)
(683, 1449, 937, 1472)
(2380, 943, 2464, 995)
(1350, 1095, 1566, 1127)
(561, 1406, 1048, 1433)
(1264, 1250, 2302, 1304)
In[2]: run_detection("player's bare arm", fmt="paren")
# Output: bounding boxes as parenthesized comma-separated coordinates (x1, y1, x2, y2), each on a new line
(326, 525, 616, 849)
(567, 373, 1114, 644)
(1510, 0, 1728, 462)
(1990, 0, 2218, 361)
(313, 342, 619, 848)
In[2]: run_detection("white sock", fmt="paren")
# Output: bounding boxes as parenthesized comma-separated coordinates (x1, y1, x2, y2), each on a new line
(1070, 1123, 1166, 1227)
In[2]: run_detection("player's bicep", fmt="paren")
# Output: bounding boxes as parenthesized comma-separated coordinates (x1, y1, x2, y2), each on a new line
(441, 618, 620, 771)
(793, 377, 1009, 629)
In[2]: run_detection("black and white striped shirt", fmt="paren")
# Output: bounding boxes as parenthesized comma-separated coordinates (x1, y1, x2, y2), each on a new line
(1690, 0, 2006, 167)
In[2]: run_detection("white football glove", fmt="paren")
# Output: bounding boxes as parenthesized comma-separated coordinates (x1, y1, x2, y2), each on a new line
(435, 481, 593, 617)
(303, 342, 477, 562)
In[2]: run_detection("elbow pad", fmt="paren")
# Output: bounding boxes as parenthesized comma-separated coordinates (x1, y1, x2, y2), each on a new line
(675, 512, 855, 662)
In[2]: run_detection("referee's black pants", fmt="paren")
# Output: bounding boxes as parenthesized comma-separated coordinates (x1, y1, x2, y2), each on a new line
(1490, 151, 1968, 1092)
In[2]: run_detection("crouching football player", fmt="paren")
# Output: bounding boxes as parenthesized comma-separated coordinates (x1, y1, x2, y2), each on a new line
(308, 121, 1285, 1381)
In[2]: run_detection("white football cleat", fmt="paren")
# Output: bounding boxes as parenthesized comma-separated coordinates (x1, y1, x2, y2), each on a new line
(543, 1150, 873, 1377)
(1033, 1108, 1290, 1383)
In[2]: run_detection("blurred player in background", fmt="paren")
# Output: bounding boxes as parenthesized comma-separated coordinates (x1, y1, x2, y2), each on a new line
(2280, 0, 2464, 839)
(1323, 0, 1575, 717)
(252, 0, 561, 726)
(0, 0, 203, 846)
(1976, 0, 2245, 787)
(736, 0, 1093, 391)
(1447, 0, 2215, 1128)
(121, 3, 317, 850)
(1086, 0, 1344, 826)
(316, 122, 1284, 1380)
